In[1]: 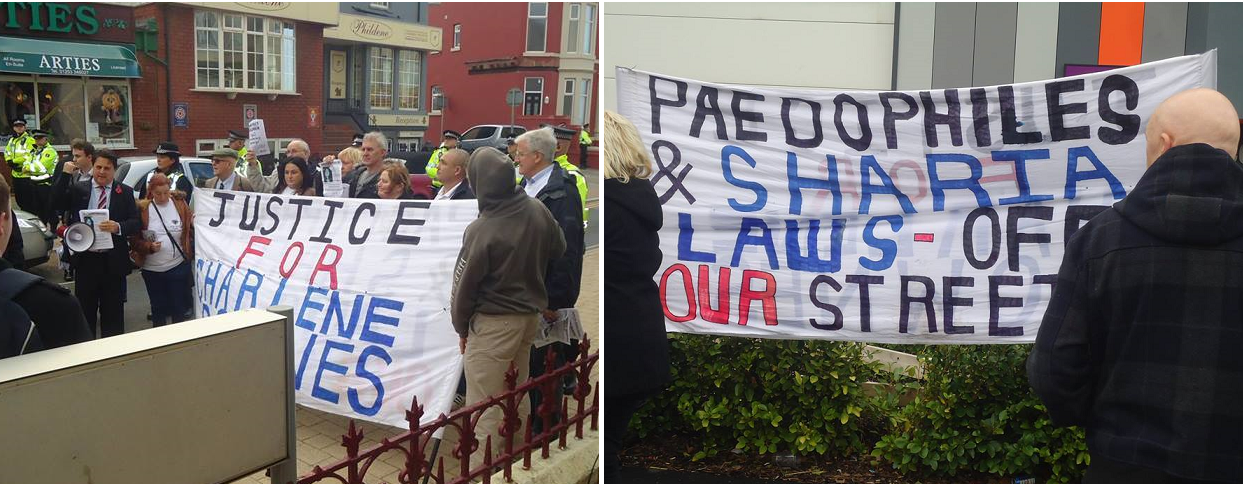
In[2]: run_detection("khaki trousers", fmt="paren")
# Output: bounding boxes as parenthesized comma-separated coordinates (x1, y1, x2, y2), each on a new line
(464, 312, 541, 452)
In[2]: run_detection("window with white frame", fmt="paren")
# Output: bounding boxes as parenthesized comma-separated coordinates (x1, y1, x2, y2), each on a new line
(575, 78, 592, 126)
(582, 4, 597, 55)
(523, 77, 543, 116)
(526, 3, 547, 52)
(195, 10, 296, 92)
(370, 2, 390, 10)
(561, 78, 574, 117)
(0, 77, 135, 149)
(431, 85, 444, 113)
(452, 24, 461, 50)
(397, 50, 421, 110)
(567, 4, 579, 53)
(369, 47, 394, 109)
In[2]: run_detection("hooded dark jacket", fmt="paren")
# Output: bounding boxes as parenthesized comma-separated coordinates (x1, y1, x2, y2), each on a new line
(603, 177, 670, 397)
(1027, 144, 1243, 482)
(451, 148, 565, 338)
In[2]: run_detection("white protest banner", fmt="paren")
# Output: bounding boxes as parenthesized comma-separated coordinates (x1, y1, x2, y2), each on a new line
(616, 51, 1217, 344)
(194, 191, 478, 427)
(248, 119, 271, 157)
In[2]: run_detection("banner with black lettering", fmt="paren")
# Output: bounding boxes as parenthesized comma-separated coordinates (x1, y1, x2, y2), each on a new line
(194, 191, 477, 426)
(616, 51, 1216, 344)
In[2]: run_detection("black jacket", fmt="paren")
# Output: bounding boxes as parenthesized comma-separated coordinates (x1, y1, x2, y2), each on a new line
(53, 176, 142, 276)
(535, 164, 585, 310)
(1027, 144, 1243, 483)
(448, 183, 475, 200)
(0, 258, 93, 349)
(603, 177, 670, 397)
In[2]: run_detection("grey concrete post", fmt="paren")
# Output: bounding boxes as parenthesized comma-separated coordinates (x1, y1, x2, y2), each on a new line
(269, 306, 297, 484)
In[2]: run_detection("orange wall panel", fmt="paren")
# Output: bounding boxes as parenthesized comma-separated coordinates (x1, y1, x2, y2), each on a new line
(1099, 3, 1146, 66)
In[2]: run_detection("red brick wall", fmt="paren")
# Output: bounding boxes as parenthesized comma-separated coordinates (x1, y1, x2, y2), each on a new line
(427, 2, 575, 146)
(137, 4, 327, 158)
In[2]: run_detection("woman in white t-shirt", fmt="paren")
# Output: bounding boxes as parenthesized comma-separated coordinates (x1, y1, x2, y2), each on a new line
(131, 173, 195, 327)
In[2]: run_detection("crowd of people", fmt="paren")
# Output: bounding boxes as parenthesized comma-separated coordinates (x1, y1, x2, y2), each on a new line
(1, 120, 592, 452)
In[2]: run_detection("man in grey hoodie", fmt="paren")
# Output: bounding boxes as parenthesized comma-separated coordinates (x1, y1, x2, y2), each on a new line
(452, 147, 566, 448)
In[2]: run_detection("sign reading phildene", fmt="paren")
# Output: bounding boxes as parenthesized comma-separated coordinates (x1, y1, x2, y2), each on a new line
(1, 2, 135, 44)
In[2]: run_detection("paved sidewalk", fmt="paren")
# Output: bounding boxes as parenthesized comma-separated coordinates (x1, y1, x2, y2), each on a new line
(233, 248, 600, 483)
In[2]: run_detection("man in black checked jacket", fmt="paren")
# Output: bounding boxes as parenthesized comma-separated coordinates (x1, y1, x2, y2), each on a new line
(1028, 88, 1242, 483)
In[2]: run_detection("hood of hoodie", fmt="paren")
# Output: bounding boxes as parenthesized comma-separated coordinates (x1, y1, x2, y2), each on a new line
(467, 147, 528, 217)
(1114, 143, 1243, 245)
(603, 177, 663, 232)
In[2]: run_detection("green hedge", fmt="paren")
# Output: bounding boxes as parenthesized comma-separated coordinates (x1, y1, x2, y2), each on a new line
(629, 335, 1089, 483)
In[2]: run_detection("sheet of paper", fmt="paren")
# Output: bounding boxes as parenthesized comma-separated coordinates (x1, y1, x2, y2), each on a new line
(78, 209, 113, 251)
(533, 308, 585, 348)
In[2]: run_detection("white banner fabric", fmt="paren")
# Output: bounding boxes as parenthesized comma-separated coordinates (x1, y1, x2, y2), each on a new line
(194, 190, 478, 427)
(616, 51, 1217, 344)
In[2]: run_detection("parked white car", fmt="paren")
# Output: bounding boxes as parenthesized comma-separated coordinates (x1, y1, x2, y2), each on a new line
(14, 208, 53, 266)
(116, 156, 215, 198)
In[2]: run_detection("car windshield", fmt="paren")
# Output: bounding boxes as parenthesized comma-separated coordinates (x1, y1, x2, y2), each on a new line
(461, 126, 496, 140)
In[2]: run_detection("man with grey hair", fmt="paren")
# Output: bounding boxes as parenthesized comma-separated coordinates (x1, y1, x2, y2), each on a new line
(246, 138, 313, 193)
(514, 126, 584, 432)
(349, 132, 388, 198)
(433, 148, 474, 200)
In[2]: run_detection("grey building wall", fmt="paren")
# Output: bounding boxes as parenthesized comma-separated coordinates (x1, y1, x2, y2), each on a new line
(339, 2, 424, 23)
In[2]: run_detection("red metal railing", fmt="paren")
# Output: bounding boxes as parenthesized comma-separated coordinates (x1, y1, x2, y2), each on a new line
(298, 337, 599, 484)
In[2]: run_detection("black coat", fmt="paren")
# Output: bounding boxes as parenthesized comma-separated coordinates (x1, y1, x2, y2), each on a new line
(1027, 144, 1243, 482)
(536, 164, 585, 310)
(603, 177, 669, 397)
(52, 176, 142, 276)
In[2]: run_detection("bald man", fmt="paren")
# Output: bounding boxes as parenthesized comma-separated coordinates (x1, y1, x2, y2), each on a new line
(1028, 88, 1243, 483)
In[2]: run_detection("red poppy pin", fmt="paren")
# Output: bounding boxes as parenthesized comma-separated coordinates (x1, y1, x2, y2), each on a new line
(114, 185, 122, 195)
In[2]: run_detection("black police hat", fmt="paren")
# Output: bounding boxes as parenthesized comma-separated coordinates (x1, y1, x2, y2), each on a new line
(352, 133, 364, 147)
(153, 142, 181, 157)
(227, 130, 247, 141)
(541, 124, 576, 140)
(443, 129, 461, 140)
(30, 129, 50, 138)
(10, 118, 26, 127)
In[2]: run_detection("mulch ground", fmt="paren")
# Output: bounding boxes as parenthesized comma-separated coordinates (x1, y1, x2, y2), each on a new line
(620, 433, 1020, 484)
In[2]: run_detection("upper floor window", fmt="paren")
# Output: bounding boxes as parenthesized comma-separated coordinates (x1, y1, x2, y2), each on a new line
(582, 4, 596, 55)
(194, 10, 296, 92)
(526, 3, 547, 52)
(567, 4, 580, 53)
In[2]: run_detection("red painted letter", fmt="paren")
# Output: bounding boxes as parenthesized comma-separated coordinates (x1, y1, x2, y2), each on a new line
(236, 236, 271, 269)
(309, 244, 344, 290)
(659, 264, 696, 322)
(279, 242, 305, 279)
(697, 265, 732, 324)
(739, 270, 779, 326)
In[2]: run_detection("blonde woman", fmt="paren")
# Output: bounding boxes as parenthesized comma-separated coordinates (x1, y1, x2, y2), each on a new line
(601, 110, 667, 484)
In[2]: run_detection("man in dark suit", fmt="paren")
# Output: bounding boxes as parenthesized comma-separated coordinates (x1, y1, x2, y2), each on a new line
(515, 128, 585, 431)
(52, 149, 141, 338)
(432, 148, 475, 200)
